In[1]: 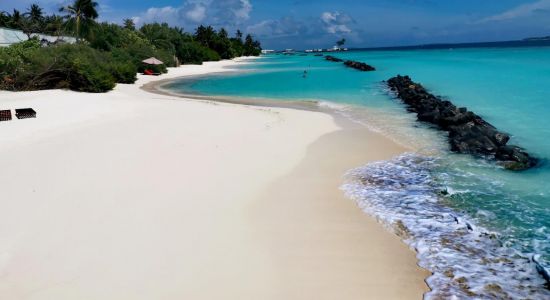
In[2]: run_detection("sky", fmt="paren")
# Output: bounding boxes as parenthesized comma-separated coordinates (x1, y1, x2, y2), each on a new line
(2, 0, 550, 49)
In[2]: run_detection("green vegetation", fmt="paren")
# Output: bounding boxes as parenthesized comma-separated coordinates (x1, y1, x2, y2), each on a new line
(336, 38, 346, 47)
(0, 1, 262, 93)
(59, 0, 99, 41)
(0, 39, 134, 92)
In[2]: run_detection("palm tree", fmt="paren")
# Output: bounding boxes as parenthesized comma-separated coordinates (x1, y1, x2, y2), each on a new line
(44, 15, 65, 37)
(336, 38, 346, 48)
(0, 11, 9, 27)
(194, 25, 216, 48)
(19, 4, 45, 36)
(140, 23, 175, 52)
(59, 0, 99, 40)
(235, 29, 243, 41)
(218, 28, 228, 39)
(9, 9, 22, 28)
(24, 4, 44, 24)
(123, 18, 135, 31)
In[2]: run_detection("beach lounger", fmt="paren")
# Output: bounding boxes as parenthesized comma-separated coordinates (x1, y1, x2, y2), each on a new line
(143, 69, 161, 76)
(0, 110, 12, 122)
(15, 108, 37, 119)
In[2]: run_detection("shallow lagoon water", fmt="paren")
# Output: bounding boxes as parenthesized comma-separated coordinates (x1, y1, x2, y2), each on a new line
(166, 47, 550, 298)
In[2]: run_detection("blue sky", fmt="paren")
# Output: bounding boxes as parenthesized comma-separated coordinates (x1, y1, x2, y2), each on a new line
(2, 0, 550, 49)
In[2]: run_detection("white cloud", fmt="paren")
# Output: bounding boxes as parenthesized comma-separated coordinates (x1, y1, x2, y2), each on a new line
(210, 0, 252, 25)
(247, 20, 275, 36)
(232, 0, 252, 21)
(478, 0, 550, 23)
(321, 12, 337, 23)
(325, 24, 351, 34)
(137, 6, 180, 25)
(247, 16, 307, 38)
(133, 0, 253, 28)
(185, 3, 207, 23)
(320, 11, 353, 34)
(131, 16, 141, 25)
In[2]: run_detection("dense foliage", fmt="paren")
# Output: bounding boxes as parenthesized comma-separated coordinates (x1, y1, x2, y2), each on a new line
(0, 39, 135, 92)
(0, 2, 262, 93)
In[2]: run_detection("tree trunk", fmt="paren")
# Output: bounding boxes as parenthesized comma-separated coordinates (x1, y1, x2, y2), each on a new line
(76, 13, 80, 41)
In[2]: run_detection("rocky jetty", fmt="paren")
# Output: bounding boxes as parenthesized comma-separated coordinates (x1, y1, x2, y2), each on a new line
(343, 60, 376, 71)
(325, 56, 376, 71)
(325, 55, 343, 62)
(387, 75, 537, 171)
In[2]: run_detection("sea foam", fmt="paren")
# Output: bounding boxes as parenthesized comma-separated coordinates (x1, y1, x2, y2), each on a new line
(342, 153, 550, 299)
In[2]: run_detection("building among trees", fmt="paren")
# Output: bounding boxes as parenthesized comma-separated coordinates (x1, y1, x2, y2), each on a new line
(0, 27, 76, 47)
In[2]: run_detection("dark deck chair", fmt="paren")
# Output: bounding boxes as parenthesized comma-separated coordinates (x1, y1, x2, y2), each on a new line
(15, 108, 37, 119)
(0, 110, 12, 122)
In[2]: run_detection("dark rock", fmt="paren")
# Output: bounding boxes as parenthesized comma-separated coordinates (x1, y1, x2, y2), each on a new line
(325, 55, 344, 62)
(494, 133, 510, 146)
(324, 56, 376, 71)
(495, 145, 537, 170)
(387, 75, 538, 171)
(343, 60, 376, 71)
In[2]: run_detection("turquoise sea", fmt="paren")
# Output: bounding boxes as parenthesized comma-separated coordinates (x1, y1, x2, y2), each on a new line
(165, 45, 550, 299)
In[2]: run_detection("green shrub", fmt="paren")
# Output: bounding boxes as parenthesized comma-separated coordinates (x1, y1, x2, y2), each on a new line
(90, 23, 175, 74)
(0, 42, 120, 92)
(0, 20, 263, 93)
(202, 47, 221, 62)
(111, 44, 172, 74)
(37, 44, 117, 92)
(177, 41, 220, 65)
(109, 61, 137, 84)
(74, 65, 116, 93)
(0, 39, 42, 89)
(153, 49, 176, 69)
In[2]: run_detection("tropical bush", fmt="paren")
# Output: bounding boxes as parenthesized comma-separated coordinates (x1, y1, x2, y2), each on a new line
(0, 2, 263, 93)
(0, 39, 136, 92)
(177, 41, 221, 64)
(109, 61, 137, 84)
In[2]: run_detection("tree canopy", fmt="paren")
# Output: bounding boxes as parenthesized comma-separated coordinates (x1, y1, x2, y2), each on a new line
(59, 0, 99, 40)
(0, 2, 263, 93)
(336, 38, 346, 47)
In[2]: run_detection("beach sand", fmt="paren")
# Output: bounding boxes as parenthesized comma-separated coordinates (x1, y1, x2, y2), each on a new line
(0, 59, 429, 299)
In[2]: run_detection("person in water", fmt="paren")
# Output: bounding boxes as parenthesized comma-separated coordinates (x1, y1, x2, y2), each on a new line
(303, 70, 308, 78)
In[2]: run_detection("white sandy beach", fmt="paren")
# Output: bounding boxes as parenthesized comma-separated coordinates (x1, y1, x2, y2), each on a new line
(0, 59, 429, 299)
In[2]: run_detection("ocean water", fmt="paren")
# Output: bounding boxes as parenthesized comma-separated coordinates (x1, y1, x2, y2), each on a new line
(165, 46, 550, 298)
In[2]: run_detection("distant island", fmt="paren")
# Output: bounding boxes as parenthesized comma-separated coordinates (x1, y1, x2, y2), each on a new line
(347, 37, 550, 52)
(523, 36, 550, 41)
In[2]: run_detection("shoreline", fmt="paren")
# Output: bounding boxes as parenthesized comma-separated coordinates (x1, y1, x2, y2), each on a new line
(166, 58, 550, 298)
(142, 77, 323, 112)
(250, 128, 431, 298)
(140, 61, 410, 138)
(143, 59, 432, 297)
(0, 58, 430, 299)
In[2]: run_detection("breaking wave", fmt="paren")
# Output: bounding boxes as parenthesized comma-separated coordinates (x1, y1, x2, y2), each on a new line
(342, 153, 550, 299)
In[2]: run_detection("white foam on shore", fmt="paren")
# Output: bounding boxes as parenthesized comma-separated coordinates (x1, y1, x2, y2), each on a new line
(342, 153, 550, 299)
